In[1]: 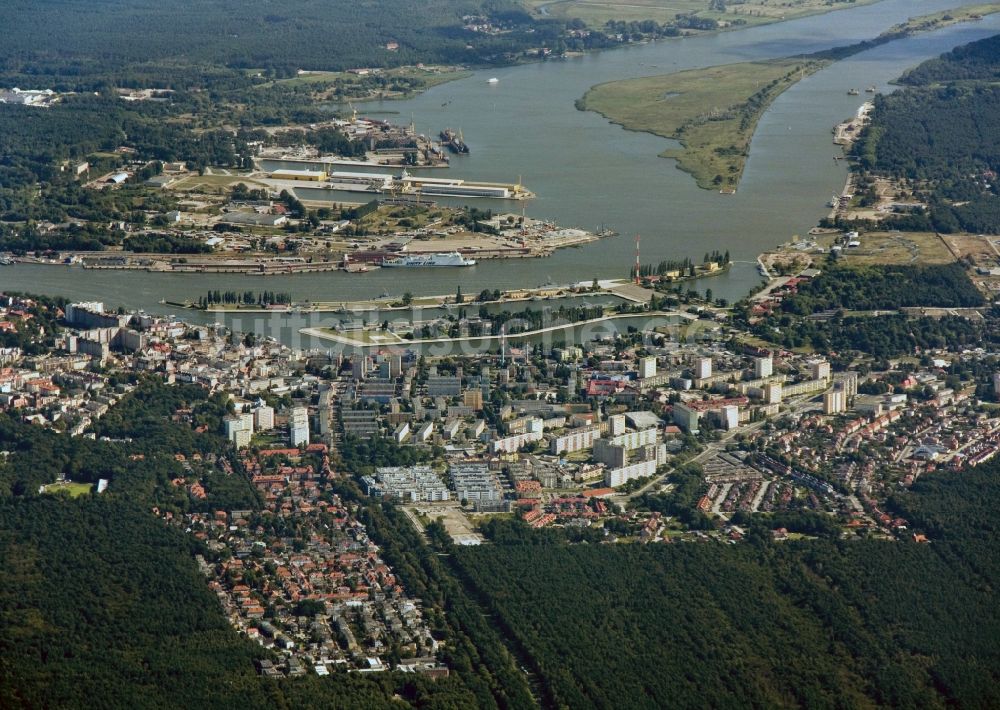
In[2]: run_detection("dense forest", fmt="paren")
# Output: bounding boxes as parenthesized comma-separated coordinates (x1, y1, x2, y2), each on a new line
(739, 263, 991, 357)
(0, 0, 562, 87)
(751, 311, 992, 358)
(450, 461, 1000, 709)
(775, 263, 984, 313)
(899, 33, 1000, 85)
(356, 499, 537, 709)
(851, 34, 1000, 234)
(0, 85, 359, 227)
(854, 86, 1000, 183)
(0, 92, 256, 225)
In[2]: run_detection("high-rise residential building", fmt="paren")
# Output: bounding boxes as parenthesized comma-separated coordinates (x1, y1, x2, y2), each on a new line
(754, 355, 773, 379)
(639, 356, 657, 379)
(253, 404, 275, 431)
(834, 371, 859, 399)
(549, 424, 601, 455)
(824, 389, 846, 415)
(695, 357, 713, 380)
(224, 413, 253, 449)
(811, 360, 831, 382)
(462, 388, 484, 411)
(289, 406, 309, 447)
(672, 402, 701, 434)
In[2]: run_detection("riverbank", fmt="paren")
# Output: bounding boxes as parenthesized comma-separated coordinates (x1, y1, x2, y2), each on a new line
(5, 1, 999, 315)
(528, 0, 883, 34)
(5, 207, 609, 275)
(263, 65, 472, 104)
(578, 2, 1000, 191)
(185, 278, 657, 313)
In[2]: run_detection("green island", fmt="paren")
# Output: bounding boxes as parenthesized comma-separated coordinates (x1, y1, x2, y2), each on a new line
(581, 57, 821, 190)
(579, 2, 1000, 191)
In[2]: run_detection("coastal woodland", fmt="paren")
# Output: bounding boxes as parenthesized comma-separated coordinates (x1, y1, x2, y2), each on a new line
(748, 37, 1000, 358)
(846, 33, 1000, 234)
(738, 262, 996, 358)
(0, 0, 551, 87)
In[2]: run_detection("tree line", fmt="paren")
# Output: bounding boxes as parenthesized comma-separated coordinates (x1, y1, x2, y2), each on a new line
(200, 290, 292, 308)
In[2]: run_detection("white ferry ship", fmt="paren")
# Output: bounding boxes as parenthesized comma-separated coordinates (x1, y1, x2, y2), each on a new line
(382, 252, 476, 267)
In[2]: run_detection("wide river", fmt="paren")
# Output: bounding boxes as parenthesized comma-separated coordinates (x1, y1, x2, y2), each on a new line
(4, 0, 1000, 344)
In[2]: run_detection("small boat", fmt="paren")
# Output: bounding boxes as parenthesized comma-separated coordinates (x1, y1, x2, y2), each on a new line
(487, 77, 499, 84)
(847, 88, 860, 96)
(865, 85, 876, 93)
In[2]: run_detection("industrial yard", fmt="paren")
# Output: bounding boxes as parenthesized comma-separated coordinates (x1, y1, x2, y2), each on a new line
(18, 198, 609, 275)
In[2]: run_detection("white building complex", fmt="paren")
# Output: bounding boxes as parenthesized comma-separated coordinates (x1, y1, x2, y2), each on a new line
(549, 424, 601, 455)
(362, 466, 450, 502)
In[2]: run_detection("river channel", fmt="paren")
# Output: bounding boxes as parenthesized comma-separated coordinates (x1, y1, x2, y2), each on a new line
(3, 0, 1000, 341)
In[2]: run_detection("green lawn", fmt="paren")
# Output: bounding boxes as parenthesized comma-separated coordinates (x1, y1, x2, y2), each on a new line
(41, 481, 94, 498)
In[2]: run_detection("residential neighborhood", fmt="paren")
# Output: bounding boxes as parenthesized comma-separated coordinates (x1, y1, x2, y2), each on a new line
(3, 287, 1000, 676)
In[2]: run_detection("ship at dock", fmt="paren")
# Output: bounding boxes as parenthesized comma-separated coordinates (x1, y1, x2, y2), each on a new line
(440, 128, 469, 154)
(382, 252, 476, 268)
